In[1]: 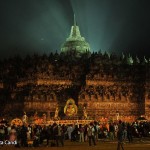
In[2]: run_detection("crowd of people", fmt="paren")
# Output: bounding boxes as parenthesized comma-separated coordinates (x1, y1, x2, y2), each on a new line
(0, 120, 150, 147)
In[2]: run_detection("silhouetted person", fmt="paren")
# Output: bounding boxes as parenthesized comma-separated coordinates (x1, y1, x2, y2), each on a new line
(87, 123, 96, 146)
(20, 125, 28, 147)
(117, 121, 124, 150)
(127, 123, 133, 143)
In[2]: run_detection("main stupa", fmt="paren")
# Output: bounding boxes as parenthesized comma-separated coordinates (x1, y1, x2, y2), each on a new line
(61, 14, 91, 56)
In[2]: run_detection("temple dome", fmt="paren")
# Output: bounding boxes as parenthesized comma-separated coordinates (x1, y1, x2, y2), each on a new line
(61, 15, 91, 55)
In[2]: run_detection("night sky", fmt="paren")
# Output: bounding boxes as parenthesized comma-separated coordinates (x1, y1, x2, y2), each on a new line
(0, 0, 150, 58)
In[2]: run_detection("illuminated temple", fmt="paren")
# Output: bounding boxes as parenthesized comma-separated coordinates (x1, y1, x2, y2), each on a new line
(0, 15, 150, 122)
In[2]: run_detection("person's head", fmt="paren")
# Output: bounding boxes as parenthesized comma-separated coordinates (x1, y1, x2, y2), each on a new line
(53, 123, 57, 126)
(90, 122, 93, 126)
(119, 120, 122, 124)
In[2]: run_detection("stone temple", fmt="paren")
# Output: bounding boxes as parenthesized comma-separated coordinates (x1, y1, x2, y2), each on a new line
(0, 15, 150, 123)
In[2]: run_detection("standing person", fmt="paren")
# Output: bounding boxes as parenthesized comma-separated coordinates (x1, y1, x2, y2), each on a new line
(9, 126, 17, 142)
(46, 125, 52, 146)
(7, 124, 11, 137)
(53, 123, 58, 144)
(117, 120, 124, 150)
(33, 126, 40, 147)
(0, 126, 5, 145)
(56, 125, 64, 147)
(27, 125, 32, 141)
(79, 125, 85, 142)
(71, 124, 78, 141)
(20, 124, 28, 147)
(114, 123, 118, 138)
(93, 122, 99, 141)
(84, 124, 88, 142)
(87, 123, 96, 146)
(122, 123, 127, 142)
(109, 123, 115, 141)
(127, 123, 133, 143)
(67, 125, 73, 140)
(61, 124, 67, 141)
(15, 125, 21, 147)
(40, 125, 48, 145)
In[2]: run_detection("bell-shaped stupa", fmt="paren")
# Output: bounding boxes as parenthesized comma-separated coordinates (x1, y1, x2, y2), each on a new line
(61, 14, 91, 56)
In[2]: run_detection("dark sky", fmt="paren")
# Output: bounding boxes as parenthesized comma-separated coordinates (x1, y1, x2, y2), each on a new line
(0, 0, 150, 58)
